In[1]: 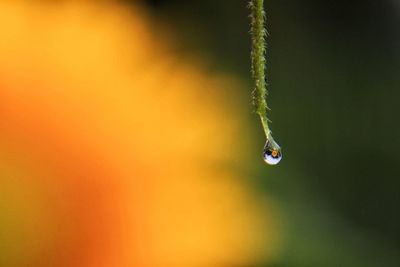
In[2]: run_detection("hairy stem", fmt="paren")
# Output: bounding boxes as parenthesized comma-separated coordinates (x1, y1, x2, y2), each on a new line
(250, 0, 270, 137)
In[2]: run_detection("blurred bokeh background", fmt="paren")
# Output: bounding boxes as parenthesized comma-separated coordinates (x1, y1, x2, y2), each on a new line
(0, 0, 399, 266)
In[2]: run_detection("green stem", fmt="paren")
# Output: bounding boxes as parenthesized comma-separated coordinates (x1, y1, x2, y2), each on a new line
(250, 0, 269, 135)
(250, 0, 280, 151)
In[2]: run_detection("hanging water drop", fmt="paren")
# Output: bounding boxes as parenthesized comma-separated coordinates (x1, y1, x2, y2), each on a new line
(263, 139, 282, 165)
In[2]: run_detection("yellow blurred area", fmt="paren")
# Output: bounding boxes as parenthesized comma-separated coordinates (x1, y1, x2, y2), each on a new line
(0, 1, 282, 266)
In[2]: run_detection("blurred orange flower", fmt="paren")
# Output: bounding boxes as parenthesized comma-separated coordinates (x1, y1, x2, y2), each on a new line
(0, 1, 282, 267)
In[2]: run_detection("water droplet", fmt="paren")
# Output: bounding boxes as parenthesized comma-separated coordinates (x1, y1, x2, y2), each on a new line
(263, 139, 282, 165)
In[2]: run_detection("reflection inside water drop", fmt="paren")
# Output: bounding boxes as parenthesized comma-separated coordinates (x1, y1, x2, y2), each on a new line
(263, 140, 282, 165)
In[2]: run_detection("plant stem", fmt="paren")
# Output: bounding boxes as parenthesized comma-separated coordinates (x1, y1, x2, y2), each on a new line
(250, 0, 269, 136)
(250, 0, 280, 151)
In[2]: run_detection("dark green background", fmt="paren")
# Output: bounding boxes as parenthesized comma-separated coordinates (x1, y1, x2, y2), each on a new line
(139, 0, 400, 266)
